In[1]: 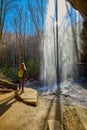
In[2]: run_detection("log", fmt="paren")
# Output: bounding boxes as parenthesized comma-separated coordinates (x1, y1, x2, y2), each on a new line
(0, 88, 13, 93)
(0, 79, 17, 90)
(0, 91, 15, 105)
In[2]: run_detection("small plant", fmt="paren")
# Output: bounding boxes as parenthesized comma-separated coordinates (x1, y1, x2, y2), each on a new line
(1, 67, 19, 83)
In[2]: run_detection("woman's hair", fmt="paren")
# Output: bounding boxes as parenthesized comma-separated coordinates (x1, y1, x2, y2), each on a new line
(20, 63, 26, 70)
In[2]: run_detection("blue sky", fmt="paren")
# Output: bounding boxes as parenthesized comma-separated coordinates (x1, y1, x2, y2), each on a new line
(4, 0, 27, 31)
(3, 0, 82, 35)
(4, 0, 47, 35)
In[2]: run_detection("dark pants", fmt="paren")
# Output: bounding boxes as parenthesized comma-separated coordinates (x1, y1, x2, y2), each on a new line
(18, 77, 25, 91)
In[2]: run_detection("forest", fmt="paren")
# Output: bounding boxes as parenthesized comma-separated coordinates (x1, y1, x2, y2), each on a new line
(0, 0, 47, 82)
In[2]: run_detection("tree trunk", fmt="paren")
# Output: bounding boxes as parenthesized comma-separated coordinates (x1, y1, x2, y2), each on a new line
(0, 30, 2, 59)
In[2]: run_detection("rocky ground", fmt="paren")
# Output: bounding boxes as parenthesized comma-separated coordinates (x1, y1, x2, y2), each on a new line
(0, 79, 87, 130)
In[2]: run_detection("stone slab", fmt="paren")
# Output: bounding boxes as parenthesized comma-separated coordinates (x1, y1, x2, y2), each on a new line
(17, 87, 38, 106)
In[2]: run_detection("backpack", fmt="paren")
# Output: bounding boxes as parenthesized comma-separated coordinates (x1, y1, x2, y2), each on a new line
(18, 69, 24, 78)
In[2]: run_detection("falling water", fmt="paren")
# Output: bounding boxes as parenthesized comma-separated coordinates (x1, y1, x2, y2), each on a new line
(58, 0, 83, 82)
(41, 0, 56, 85)
(41, 0, 83, 86)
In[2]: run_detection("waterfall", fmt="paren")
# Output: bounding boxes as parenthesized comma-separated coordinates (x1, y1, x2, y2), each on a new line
(40, 0, 56, 85)
(41, 0, 83, 86)
(58, 0, 83, 82)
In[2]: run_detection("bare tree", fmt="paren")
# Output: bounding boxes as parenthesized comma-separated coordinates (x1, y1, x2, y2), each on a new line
(12, 4, 28, 64)
(27, 0, 47, 43)
(0, 0, 16, 44)
(0, 0, 16, 59)
(27, 0, 47, 64)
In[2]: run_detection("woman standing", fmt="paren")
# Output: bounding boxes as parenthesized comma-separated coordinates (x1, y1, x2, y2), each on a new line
(18, 63, 27, 92)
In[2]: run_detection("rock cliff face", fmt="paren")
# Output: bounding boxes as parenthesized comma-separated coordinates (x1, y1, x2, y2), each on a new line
(66, 0, 87, 19)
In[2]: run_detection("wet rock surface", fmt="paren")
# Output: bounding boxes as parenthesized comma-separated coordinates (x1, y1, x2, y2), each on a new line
(0, 94, 87, 130)
(62, 105, 87, 130)
(0, 79, 87, 130)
